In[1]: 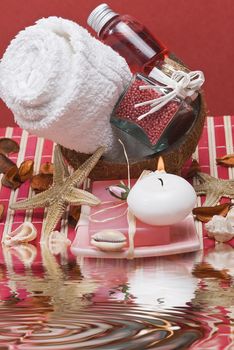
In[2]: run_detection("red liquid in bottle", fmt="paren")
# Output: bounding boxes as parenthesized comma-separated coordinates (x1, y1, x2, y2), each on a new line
(99, 15, 167, 73)
(88, 4, 168, 74)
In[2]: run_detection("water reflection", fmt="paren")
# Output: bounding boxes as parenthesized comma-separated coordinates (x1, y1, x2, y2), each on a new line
(0, 242, 233, 349)
(80, 254, 200, 309)
(191, 244, 234, 350)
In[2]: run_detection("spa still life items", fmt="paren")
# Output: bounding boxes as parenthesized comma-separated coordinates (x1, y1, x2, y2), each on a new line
(0, 3, 215, 256)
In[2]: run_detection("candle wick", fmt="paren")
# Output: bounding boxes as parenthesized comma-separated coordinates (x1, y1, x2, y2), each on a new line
(158, 178, 164, 187)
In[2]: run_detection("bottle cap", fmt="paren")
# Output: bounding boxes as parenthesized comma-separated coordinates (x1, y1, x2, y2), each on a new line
(87, 3, 118, 35)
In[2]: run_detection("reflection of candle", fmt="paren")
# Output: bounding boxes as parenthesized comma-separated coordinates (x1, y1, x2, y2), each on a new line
(127, 157, 196, 225)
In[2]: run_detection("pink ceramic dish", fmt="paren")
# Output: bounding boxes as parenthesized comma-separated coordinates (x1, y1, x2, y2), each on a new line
(71, 180, 201, 259)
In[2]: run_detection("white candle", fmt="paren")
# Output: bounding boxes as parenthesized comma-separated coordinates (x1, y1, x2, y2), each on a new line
(127, 159, 196, 226)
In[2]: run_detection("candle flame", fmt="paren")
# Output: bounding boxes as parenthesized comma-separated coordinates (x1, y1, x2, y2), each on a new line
(157, 157, 165, 171)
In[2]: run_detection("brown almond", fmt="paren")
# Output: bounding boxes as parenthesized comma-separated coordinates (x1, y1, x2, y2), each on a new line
(30, 174, 53, 192)
(19, 160, 34, 182)
(2, 166, 21, 190)
(0, 154, 17, 174)
(0, 138, 19, 155)
(192, 202, 232, 223)
(0, 203, 4, 220)
(39, 162, 54, 175)
(216, 154, 234, 167)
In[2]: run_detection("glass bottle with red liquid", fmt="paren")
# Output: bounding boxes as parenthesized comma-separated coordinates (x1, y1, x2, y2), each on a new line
(88, 4, 203, 154)
(87, 3, 167, 74)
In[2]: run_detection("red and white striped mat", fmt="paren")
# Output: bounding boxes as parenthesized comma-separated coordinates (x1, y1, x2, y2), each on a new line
(0, 116, 233, 250)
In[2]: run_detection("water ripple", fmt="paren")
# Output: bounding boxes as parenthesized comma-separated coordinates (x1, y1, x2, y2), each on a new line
(0, 245, 233, 349)
(0, 302, 205, 350)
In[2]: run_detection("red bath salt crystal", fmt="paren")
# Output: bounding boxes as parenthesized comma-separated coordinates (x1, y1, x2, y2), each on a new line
(116, 79, 180, 145)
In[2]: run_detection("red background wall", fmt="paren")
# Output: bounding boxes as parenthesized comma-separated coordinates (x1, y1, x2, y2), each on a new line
(0, 0, 233, 127)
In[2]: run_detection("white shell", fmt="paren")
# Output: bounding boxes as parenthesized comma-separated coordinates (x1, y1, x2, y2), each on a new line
(205, 215, 234, 243)
(4, 222, 37, 246)
(91, 230, 127, 252)
(48, 231, 71, 255)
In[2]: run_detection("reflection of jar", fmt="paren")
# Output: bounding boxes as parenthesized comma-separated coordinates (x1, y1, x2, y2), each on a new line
(111, 74, 197, 153)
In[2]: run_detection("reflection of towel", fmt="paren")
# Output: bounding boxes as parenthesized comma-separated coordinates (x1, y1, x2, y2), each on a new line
(0, 17, 131, 154)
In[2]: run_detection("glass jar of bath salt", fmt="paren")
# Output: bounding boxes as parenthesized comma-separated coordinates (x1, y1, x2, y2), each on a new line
(111, 72, 201, 153)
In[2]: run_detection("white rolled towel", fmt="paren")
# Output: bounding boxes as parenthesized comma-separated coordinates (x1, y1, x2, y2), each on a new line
(0, 17, 132, 154)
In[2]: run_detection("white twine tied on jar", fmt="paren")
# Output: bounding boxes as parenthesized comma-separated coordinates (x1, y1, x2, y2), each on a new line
(135, 68, 205, 120)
